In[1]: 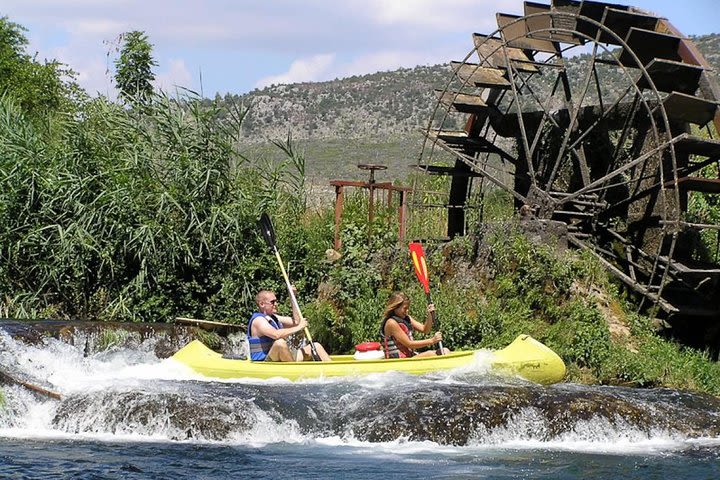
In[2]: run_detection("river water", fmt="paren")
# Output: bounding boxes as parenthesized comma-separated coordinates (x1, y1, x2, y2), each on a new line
(1, 330, 719, 479)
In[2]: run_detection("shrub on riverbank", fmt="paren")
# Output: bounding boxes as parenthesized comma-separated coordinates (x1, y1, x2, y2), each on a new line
(303, 217, 720, 396)
(0, 91, 330, 323)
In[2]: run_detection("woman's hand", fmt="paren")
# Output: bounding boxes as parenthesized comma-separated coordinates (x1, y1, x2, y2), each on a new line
(432, 331, 443, 344)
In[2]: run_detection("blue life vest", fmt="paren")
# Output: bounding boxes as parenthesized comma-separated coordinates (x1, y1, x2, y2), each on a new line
(247, 312, 281, 361)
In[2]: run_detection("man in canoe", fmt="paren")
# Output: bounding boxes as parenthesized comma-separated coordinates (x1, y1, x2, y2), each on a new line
(247, 289, 331, 362)
(380, 291, 450, 358)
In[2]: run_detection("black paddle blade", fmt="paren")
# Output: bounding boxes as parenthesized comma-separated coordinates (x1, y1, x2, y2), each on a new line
(258, 212, 276, 249)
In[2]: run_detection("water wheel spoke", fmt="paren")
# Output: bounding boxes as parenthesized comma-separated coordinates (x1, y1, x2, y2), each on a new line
(548, 43, 602, 191)
(502, 47, 537, 186)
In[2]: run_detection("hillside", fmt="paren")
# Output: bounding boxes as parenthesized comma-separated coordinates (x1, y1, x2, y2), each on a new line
(225, 34, 720, 182)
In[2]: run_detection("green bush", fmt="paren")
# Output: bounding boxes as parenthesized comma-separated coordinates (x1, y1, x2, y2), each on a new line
(303, 298, 352, 354)
(0, 89, 322, 323)
(548, 300, 612, 373)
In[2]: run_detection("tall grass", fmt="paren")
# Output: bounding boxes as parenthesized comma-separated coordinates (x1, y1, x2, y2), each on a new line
(0, 91, 324, 322)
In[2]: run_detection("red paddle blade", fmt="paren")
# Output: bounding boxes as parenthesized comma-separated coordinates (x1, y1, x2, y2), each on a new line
(409, 242, 430, 294)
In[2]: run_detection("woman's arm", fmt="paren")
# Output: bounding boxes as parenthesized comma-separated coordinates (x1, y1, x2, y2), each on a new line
(385, 319, 441, 350)
(409, 303, 436, 334)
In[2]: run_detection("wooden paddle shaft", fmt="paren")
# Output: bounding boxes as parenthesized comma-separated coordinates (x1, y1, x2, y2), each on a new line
(175, 317, 245, 330)
(272, 247, 319, 351)
(258, 212, 319, 360)
(426, 291, 444, 353)
(410, 242, 444, 355)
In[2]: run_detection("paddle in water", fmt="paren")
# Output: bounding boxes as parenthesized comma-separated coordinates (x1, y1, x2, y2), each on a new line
(258, 212, 321, 361)
(409, 241, 444, 354)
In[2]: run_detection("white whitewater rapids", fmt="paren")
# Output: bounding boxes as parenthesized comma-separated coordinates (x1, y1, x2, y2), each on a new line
(0, 330, 718, 455)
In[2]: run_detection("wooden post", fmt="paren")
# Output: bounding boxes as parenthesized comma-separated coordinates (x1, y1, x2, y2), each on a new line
(398, 189, 407, 244)
(368, 184, 375, 224)
(448, 159, 471, 238)
(334, 185, 344, 250)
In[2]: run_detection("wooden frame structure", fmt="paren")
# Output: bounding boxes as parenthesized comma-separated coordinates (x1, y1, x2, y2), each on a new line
(330, 164, 411, 250)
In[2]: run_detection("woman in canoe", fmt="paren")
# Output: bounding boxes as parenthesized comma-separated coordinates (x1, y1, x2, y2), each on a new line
(380, 291, 450, 358)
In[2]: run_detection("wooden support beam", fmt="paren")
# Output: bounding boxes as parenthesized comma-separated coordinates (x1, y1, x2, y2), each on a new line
(334, 185, 344, 250)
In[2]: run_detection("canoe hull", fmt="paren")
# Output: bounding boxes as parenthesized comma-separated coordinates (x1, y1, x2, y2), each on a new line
(171, 334, 566, 384)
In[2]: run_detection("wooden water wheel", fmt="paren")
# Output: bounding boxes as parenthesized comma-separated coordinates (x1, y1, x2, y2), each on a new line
(418, 0, 720, 334)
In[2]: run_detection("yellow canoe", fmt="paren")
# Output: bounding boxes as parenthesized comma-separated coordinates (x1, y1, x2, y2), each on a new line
(171, 334, 566, 385)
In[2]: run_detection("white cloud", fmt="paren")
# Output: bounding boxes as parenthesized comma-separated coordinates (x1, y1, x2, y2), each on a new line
(357, 0, 518, 31)
(337, 50, 434, 78)
(48, 42, 114, 97)
(364, 0, 475, 27)
(65, 18, 127, 37)
(74, 58, 113, 97)
(3, 0, 715, 97)
(154, 59, 194, 93)
(255, 54, 336, 89)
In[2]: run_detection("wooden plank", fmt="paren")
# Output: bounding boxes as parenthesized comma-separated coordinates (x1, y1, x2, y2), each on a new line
(497, 13, 560, 54)
(656, 19, 720, 134)
(662, 92, 719, 126)
(598, 8, 658, 45)
(524, 2, 584, 45)
(638, 59, 704, 95)
(425, 129, 517, 163)
(0, 369, 62, 400)
(472, 34, 539, 72)
(416, 165, 484, 177)
(175, 317, 245, 331)
(436, 89, 488, 114)
(551, 0, 582, 14)
(666, 176, 720, 194)
(575, 1, 631, 40)
(673, 134, 720, 157)
(619, 28, 682, 68)
(550, 0, 582, 33)
(450, 61, 511, 89)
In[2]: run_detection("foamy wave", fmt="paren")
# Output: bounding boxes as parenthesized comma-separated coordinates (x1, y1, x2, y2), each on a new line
(467, 406, 691, 453)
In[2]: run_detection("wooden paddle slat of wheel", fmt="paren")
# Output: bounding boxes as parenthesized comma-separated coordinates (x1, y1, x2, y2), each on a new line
(408, 242, 444, 354)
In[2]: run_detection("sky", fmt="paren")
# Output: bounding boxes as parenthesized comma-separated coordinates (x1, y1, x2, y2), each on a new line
(2, 0, 718, 98)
